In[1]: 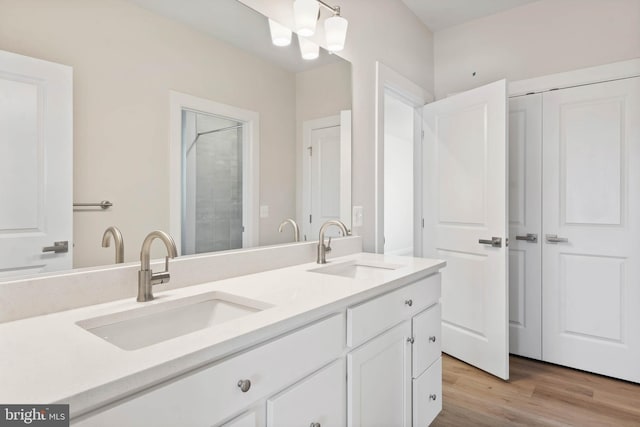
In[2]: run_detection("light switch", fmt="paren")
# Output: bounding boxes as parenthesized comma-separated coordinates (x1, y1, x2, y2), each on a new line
(260, 205, 269, 218)
(352, 206, 363, 227)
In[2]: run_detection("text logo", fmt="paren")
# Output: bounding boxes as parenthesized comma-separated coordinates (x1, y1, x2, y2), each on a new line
(0, 405, 69, 426)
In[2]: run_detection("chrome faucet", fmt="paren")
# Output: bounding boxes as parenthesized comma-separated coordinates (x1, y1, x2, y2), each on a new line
(137, 231, 178, 302)
(102, 226, 124, 263)
(278, 218, 300, 242)
(317, 219, 349, 264)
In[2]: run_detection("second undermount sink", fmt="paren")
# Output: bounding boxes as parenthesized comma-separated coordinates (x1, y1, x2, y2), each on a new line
(308, 260, 404, 280)
(76, 292, 272, 351)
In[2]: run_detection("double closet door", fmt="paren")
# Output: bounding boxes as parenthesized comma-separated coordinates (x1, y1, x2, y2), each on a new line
(509, 77, 640, 383)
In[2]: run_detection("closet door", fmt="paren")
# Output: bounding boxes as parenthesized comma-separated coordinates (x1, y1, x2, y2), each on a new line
(508, 94, 542, 360)
(542, 77, 640, 383)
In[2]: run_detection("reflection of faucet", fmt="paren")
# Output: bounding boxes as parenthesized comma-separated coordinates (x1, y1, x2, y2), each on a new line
(102, 226, 124, 264)
(137, 231, 178, 302)
(278, 218, 300, 242)
(317, 219, 349, 264)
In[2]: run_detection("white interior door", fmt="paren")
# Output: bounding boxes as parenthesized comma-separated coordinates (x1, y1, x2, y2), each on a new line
(542, 77, 640, 383)
(423, 79, 509, 380)
(508, 94, 542, 359)
(0, 50, 72, 278)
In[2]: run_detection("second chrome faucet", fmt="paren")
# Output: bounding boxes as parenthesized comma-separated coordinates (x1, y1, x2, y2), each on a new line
(317, 219, 349, 264)
(137, 230, 178, 302)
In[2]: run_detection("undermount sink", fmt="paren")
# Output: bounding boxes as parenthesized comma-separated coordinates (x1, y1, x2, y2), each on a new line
(76, 291, 271, 350)
(308, 260, 404, 280)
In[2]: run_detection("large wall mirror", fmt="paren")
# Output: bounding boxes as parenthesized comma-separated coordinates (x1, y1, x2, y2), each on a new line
(0, 0, 352, 280)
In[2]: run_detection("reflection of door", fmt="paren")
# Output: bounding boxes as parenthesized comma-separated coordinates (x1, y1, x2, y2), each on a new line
(310, 124, 340, 239)
(542, 77, 640, 383)
(0, 50, 72, 278)
(302, 112, 351, 241)
(423, 80, 509, 380)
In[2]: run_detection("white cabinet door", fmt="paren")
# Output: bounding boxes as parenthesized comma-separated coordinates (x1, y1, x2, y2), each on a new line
(412, 357, 442, 427)
(542, 77, 640, 383)
(0, 50, 72, 278)
(267, 359, 346, 427)
(508, 94, 543, 359)
(423, 79, 510, 380)
(347, 321, 412, 427)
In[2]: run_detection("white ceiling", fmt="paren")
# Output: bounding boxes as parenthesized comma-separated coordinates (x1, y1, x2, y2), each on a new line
(401, 0, 540, 32)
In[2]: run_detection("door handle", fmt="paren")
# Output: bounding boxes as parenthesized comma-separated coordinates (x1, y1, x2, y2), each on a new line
(545, 234, 569, 244)
(515, 233, 538, 243)
(42, 241, 69, 253)
(478, 237, 502, 248)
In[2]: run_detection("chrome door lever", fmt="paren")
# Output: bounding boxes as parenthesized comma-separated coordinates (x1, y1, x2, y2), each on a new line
(545, 234, 569, 243)
(515, 233, 538, 243)
(42, 241, 69, 253)
(478, 237, 502, 248)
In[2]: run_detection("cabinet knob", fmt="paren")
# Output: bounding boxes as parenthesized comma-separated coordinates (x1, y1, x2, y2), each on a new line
(429, 394, 437, 401)
(310, 423, 321, 427)
(407, 337, 415, 344)
(404, 299, 413, 307)
(237, 379, 251, 392)
(429, 336, 437, 343)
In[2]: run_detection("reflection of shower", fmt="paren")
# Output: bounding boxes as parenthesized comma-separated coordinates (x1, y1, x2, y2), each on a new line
(185, 124, 243, 155)
(181, 110, 244, 255)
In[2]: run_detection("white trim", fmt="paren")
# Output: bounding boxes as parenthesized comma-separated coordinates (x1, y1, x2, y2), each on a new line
(509, 58, 640, 97)
(374, 61, 432, 255)
(169, 91, 259, 254)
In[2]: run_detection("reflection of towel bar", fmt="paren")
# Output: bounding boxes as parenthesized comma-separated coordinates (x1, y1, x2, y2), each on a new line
(73, 200, 113, 210)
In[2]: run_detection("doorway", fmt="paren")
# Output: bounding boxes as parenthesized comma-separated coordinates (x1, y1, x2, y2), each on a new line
(374, 62, 430, 256)
(383, 90, 416, 256)
(181, 110, 244, 255)
(169, 91, 259, 255)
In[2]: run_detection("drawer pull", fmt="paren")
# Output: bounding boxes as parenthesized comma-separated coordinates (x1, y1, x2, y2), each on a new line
(404, 299, 413, 307)
(407, 337, 415, 344)
(429, 336, 437, 343)
(429, 394, 437, 401)
(310, 423, 321, 427)
(237, 379, 251, 392)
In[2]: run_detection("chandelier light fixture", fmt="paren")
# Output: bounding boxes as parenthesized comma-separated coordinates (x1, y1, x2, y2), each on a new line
(269, 0, 348, 59)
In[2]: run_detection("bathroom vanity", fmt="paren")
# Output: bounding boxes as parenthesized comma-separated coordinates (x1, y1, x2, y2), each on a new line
(0, 243, 444, 426)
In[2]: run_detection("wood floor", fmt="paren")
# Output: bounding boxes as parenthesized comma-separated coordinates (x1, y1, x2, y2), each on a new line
(432, 354, 640, 426)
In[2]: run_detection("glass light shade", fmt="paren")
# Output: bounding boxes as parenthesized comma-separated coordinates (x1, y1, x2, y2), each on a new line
(298, 37, 319, 60)
(268, 19, 292, 46)
(294, 0, 319, 37)
(324, 15, 348, 52)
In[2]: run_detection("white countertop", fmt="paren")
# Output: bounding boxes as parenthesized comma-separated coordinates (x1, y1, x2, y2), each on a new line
(0, 252, 444, 417)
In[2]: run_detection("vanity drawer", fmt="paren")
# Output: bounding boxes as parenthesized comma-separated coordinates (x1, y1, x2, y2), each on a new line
(347, 273, 440, 348)
(412, 303, 441, 378)
(412, 357, 442, 427)
(74, 313, 344, 427)
(266, 358, 346, 427)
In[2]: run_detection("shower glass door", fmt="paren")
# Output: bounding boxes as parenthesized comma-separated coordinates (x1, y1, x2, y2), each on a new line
(182, 109, 244, 255)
